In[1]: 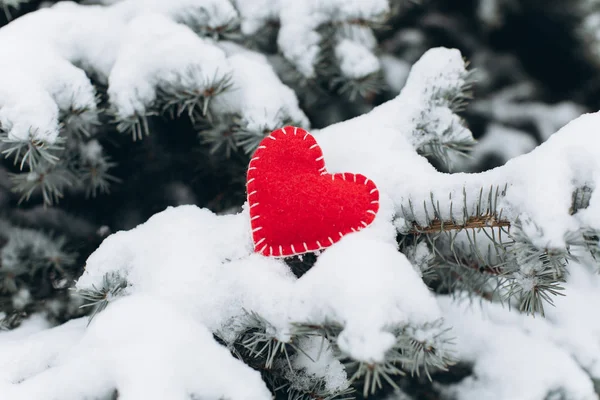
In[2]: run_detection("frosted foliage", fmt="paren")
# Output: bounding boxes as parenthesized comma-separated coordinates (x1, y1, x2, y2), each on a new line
(335, 39, 381, 79)
(231, 0, 279, 35)
(291, 336, 348, 392)
(108, 14, 231, 119)
(0, 201, 440, 398)
(210, 47, 310, 132)
(438, 270, 600, 400)
(315, 47, 600, 250)
(278, 0, 388, 77)
(0, 297, 272, 400)
(0, 0, 305, 143)
(3, 42, 600, 398)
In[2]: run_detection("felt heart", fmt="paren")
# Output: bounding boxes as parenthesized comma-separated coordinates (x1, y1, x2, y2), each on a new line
(247, 126, 379, 257)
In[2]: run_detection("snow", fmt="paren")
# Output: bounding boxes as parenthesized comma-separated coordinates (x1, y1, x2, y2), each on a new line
(291, 336, 348, 392)
(335, 39, 381, 80)
(1, 6, 600, 395)
(278, 0, 388, 77)
(0, 0, 279, 143)
(293, 234, 441, 363)
(108, 14, 231, 119)
(211, 44, 310, 132)
(231, 0, 279, 35)
(0, 202, 440, 396)
(0, 296, 272, 400)
(438, 292, 597, 400)
(313, 47, 599, 250)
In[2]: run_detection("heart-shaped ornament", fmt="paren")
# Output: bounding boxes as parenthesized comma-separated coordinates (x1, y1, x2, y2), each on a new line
(247, 126, 379, 257)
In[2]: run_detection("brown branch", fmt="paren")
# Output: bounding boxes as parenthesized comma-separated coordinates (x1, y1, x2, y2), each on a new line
(411, 215, 511, 234)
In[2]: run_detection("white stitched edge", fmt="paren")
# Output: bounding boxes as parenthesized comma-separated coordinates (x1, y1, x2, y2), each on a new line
(310, 144, 318, 149)
(247, 178, 256, 184)
(367, 210, 376, 215)
(250, 202, 260, 208)
(251, 215, 261, 220)
(360, 221, 367, 227)
(268, 136, 277, 141)
(315, 155, 324, 161)
(293, 127, 298, 135)
(303, 133, 309, 140)
(281, 127, 287, 135)
(291, 244, 296, 253)
(256, 237, 265, 246)
(252, 226, 263, 232)
(370, 188, 377, 194)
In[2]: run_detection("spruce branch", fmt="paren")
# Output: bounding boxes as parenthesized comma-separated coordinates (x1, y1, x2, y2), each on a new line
(235, 112, 305, 155)
(158, 70, 234, 123)
(0, 130, 64, 171)
(59, 101, 101, 139)
(0, 0, 29, 20)
(235, 311, 295, 370)
(74, 142, 120, 198)
(0, 311, 26, 331)
(196, 113, 242, 158)
(402, 185, 510, 235)
(0, 226, 77, 294)
(113, 112, 155, 141)
(9, 162, 76, 206)
(76, 272, 128, 324)
(414, 118, 476, 170)
(331, 72, 387, 102)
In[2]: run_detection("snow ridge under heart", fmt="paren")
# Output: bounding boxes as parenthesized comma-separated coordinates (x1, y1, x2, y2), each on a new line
(246, 126, 380, 257)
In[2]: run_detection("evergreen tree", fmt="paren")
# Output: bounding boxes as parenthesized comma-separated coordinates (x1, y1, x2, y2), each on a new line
(0, 1, 600, 400)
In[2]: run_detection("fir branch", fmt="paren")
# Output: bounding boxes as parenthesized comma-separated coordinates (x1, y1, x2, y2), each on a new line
(414, 119, 476, 170)
(158, 70, 234, 123)
(77, 272, 128, 324)
(113, 112, 155, 141)
(235, 113, 304, 155)
(0, 0, 29, 20)
(236, 311, 294, 370)
(59, 101, 101, 140)
(403, 186, 510, 235)
(0, 227, 77, 294)
(74, 144, 121, 198)
(331, 72, 387, 102)
(0, 311, 26, 331)
(196, 113, 242, 158)
(9, 162, 76, 206)
(0, 130, 64, 171)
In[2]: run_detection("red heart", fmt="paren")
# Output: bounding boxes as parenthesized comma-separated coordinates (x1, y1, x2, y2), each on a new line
(247, 126, 379, 257)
